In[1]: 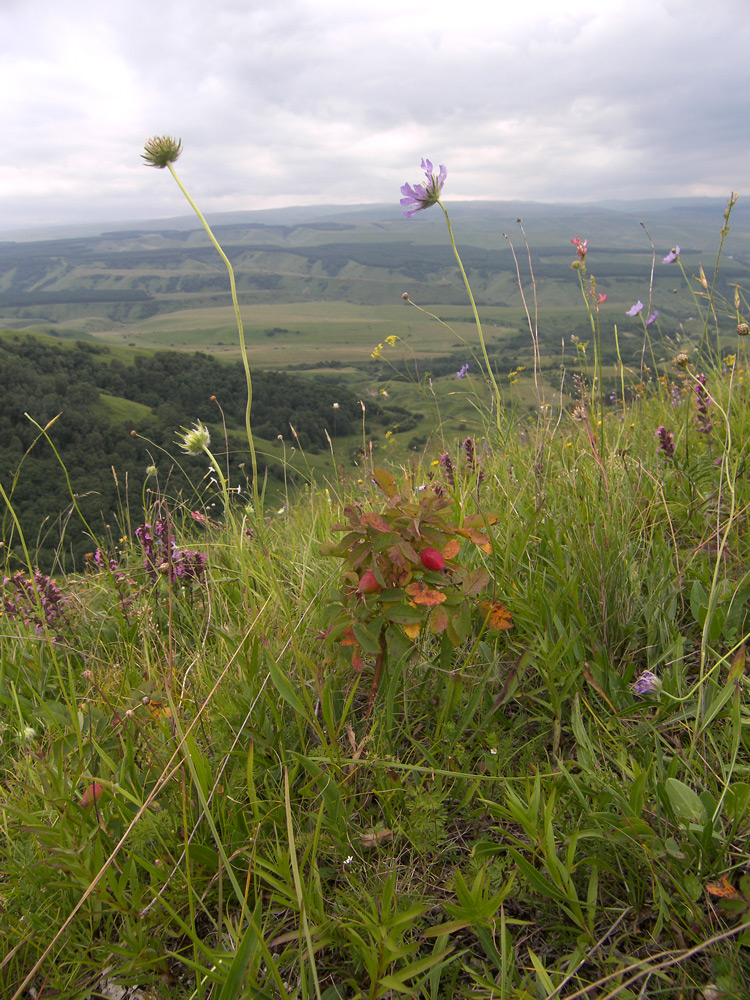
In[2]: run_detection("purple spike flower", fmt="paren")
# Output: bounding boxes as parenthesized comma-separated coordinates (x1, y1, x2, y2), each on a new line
(2, 570, 69, 635)
(626, 300, 644, 317)
(439, 451, 455, 487)
(694, 374, 712, 434)
(400, 159, 447, 218)
(663, 246, 680, 264)
(654, 425, 675, 457)
(456, 362, 470, 379)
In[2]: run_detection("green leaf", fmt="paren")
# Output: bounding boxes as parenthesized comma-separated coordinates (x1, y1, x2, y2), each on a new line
(446, 603, 472, 645)
(527, 948, 556, 993)
(372, 468, 399, 497)
(268, 656, 308, 719)
(664, 777, 706, 825)
(215, 899, 269, 1000)
(186, 844, 220, 869)
(377, 946, 453, 989)
(725, 783, 750, 822)
(353, 620, 383, 655)
(690, 580, 708, 625)
(384, 603, 424, 625)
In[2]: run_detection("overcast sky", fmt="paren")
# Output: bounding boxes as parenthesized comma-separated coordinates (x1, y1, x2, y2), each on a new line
(1, 0, 748, 231)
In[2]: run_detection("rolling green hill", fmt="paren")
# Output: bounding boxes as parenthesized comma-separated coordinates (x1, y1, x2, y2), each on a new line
(1, 198, 747, 367)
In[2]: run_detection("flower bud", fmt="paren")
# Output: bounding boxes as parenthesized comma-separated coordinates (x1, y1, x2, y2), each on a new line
(737, 322, 749, 337)
(141, 135, 182, 168)
(178, 420, 211, 455)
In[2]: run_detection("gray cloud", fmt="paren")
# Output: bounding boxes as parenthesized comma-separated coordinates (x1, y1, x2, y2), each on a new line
(0, 0, 747, 229)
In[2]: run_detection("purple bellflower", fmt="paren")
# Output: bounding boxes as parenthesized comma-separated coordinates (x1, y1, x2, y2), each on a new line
(663, 246, 680, 264)
(647, 310, 659, 326)
(400, 159, 447, 218)
(626, 300, 644, 317)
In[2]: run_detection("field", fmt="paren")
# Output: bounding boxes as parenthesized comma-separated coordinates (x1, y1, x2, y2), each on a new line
(3, 195, 750, 999)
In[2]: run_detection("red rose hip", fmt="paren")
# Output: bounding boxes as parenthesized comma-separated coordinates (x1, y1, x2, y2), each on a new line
(420, 547, 445, 571)
(357, 570, 381, 593)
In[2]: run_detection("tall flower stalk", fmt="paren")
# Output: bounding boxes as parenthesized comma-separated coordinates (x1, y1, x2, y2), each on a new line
(142, 137, 259, 513)
(401, 159, 504, 432)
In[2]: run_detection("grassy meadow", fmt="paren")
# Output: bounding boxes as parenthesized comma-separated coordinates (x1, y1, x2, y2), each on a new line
(3, 184, 750, 999)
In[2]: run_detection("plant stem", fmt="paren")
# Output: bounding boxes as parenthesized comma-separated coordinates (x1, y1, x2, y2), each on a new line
(439, 201, 503, 432)
(166, 163, 260, 514)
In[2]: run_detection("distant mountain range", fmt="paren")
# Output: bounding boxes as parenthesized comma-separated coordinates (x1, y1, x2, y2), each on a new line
(1, 195, 746, 245)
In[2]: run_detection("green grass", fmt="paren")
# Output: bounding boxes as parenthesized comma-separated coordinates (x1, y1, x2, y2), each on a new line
(3, 200, 750, 1000)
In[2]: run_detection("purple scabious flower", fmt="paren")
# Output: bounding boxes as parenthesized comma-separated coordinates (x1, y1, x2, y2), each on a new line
(456, 363, 470, 379)
(654, 425, 675, 458)
(632, 670, 662, 696)
(663, 246, 680, 264)
(400, 158, 447, 218)
(626, 300, 644, 317)
(647, 310, 659, 326)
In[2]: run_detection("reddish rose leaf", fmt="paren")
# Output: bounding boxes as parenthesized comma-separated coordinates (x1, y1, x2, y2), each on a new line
(443, 538, 461, 560)
(360, 512, 392, 532)
(479, 600, 514, 630)
(429, 605, 449, 634)
(405, 581, 446, 606)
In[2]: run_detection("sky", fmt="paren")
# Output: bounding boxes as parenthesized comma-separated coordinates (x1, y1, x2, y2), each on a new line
(1, 0, 749, 231)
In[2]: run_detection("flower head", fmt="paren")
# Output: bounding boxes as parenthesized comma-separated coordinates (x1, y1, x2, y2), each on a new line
(141, 136, 183, 168)
(663, 245, 680, 264)
(654, 425, 675, 458)
(571, 236, 588, 261)
(626, 300, 644, 317)
(456, 362, 470, 379)
(632, 670, 662, 696)
(400, 158, 447, 218)
(178, 420, 211, 456)
(647, 310, 659, 326)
